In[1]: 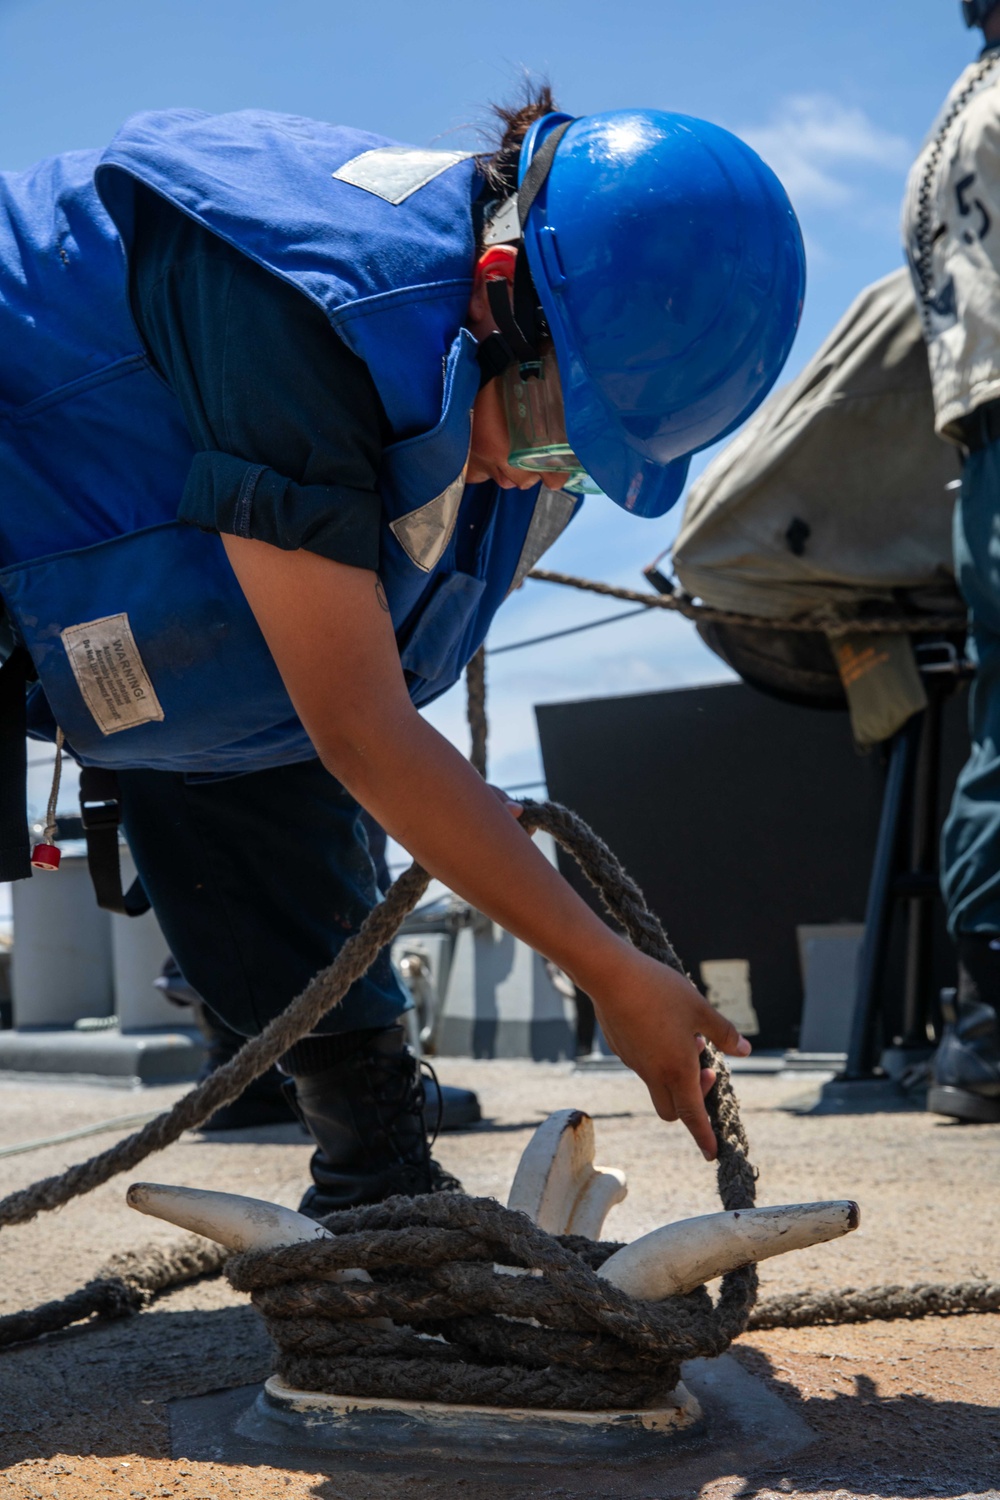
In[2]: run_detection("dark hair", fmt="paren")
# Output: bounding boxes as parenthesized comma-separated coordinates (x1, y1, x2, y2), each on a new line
(478, 79, 558, 196)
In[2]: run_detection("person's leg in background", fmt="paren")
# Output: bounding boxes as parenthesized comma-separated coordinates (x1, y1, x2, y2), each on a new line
(118, 757, 461, 1211)
(155, 952, 298, 1130)
(937, 436, 1000, 1122)
(354, 807, 481, 1131)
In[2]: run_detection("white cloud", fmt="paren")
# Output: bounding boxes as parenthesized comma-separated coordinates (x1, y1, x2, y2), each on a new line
(741, 94, 911, 208)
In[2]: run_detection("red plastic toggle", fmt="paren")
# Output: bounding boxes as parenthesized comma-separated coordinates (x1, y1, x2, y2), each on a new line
(30, 843, 62, 872)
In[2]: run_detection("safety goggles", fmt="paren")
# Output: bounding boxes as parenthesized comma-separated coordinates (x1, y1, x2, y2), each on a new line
(501, 346, 588, 477)
(475, 247, 597, 488)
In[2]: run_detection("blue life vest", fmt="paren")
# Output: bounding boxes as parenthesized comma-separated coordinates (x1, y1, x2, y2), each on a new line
(0, 110, 578, 773)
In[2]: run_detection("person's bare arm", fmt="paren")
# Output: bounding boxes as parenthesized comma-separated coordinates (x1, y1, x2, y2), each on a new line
(223, 536, 750, 1158)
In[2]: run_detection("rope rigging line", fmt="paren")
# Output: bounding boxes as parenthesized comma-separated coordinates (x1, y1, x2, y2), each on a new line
(0, 798, 752, 1236)
(526, 568, 969, 637)
(225, 1199, 1000, 1410)
(487, 605, 651, 656)
(465, 644, 488, 780)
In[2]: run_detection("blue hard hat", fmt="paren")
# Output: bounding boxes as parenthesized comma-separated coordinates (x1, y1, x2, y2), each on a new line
(517, 110, 806, 518)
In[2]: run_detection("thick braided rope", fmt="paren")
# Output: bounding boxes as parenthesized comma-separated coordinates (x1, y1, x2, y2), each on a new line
(528, 568, 967, 638)
(5, 785, 994, 1366)
(7, 1240, 997, 1352)
(748, 1279, 1000, 1330)
(215, 800, 759, 1409)
(225, 1194, 731, 1410)
(0, 800, 754, 1373)
(465, 646, 488, 778)
(0, 1238, 226, 1349)
(521, 800, 758, 1278)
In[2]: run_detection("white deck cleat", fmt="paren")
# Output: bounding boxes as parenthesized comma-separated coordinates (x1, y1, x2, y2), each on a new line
(127, 1131, 860, 1357)
(126, 1179, 386, 1328)
(506, 1109, 627, 1238)
(597, 1200, 861, 1300)
(127, 1182, 335, 1252)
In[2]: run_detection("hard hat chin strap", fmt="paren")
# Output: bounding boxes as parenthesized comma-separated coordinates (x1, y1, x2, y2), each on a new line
(516, 118, 574, 230)
(475, 119, 575, 390)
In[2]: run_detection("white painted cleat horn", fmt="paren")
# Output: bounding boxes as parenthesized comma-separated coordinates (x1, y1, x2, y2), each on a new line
(507, 1109, 627, 1239)
(127, 1182, 334, 1252)
(126, 1182, 390, 1326)
(598, 1201, 861, 1301)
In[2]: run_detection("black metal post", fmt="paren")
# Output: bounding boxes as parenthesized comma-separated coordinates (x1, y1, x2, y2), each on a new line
(899, 688, 944, 1046)
(843, 714, 923, 1079)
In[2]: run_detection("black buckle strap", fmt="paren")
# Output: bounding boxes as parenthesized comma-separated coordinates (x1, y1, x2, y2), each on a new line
(512, 241, 548, 350)
(476, 331, 516, 387)
(475, 119, 574, 391)
(79, 766, 151, 917)
(0, 648, 33, 883)
(486, 277, 538, 363)
(476, 245, 551, 389)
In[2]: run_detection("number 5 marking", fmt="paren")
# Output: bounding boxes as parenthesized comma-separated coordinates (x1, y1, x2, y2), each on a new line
(956, 172, 991, 243)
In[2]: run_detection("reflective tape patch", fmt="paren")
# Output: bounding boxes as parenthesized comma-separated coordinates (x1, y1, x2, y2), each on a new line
(390, 469, 467, 572)
(506, 490, 577, 595)
(333, 147, 473, 205)
(61, 614, 165, 736)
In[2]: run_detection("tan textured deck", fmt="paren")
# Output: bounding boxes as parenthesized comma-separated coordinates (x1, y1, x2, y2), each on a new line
(0, 1059, 997, 1498)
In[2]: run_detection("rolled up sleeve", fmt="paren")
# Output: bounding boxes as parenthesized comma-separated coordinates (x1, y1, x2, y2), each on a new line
(180, 452, 382, 569)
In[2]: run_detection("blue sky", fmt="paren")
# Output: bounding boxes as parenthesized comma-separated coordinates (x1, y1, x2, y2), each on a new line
(1, 0, 982, 820)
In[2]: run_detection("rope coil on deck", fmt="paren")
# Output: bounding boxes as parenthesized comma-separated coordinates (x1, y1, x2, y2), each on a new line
(0, 797, 757, 1374)
(226, 1196, 749, 1410)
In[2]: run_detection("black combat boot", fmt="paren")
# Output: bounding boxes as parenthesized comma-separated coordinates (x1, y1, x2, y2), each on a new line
(282, 1025, 463, 1218)
(927, 937, 1000, 1123)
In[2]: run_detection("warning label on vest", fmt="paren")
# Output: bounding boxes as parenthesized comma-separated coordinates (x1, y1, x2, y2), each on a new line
(61, 614, 165, 736)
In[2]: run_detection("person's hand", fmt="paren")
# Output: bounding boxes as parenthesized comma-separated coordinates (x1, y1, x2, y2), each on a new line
(584, 942, 751, 1161)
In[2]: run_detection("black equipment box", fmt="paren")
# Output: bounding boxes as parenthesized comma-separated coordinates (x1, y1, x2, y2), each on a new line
(536, 682, 970, 1051)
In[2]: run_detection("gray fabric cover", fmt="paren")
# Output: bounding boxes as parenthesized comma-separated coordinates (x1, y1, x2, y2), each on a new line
(672, 269, 962, 622)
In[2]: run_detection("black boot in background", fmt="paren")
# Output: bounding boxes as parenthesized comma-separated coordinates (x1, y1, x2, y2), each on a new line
(195, 1003, 302, 1130)
(928, 936, 1000, 1123)
(157, 957, 300, 1131)
(283, 1025, 463, 1219)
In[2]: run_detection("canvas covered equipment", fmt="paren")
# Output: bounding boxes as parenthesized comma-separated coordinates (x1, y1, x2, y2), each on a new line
(670, 268, 964, 743)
